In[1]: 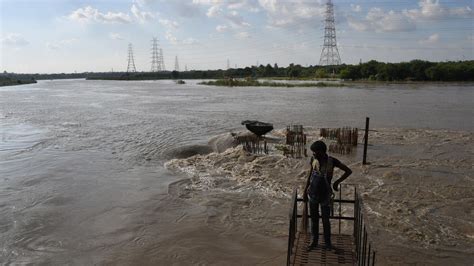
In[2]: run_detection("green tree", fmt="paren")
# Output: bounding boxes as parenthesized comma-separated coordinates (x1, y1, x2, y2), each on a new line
(315, 68, 328, 79)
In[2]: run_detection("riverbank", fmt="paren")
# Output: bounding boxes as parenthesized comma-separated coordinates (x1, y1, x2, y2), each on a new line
(165, 127, 474, 265)
(0, 76, 37, 87)
(199, 79, 345, 87)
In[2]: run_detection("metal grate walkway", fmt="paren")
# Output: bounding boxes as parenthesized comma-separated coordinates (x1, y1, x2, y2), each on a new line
(290, 233, 355, 265)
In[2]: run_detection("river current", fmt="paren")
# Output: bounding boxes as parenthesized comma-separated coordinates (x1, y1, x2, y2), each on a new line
(0, 79, 472, 264)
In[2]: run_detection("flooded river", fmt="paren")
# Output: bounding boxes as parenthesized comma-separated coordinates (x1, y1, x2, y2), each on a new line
(0, 79, 472, 264)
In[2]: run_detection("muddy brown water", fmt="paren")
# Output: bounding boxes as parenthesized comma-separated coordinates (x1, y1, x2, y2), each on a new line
(0, 79, 472, 264)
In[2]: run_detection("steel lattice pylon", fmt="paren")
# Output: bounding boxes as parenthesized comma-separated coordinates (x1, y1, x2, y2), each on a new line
(319, 0, 341, 66)
(159, 48, 165, 71)
(150, 38, 161, 72)
(174, 55, 179, 71)
(127, 43, 137, 73)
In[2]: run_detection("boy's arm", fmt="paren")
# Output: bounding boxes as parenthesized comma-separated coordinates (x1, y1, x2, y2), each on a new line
(332, 161, 352, 191)
(303, 159, 313, 201)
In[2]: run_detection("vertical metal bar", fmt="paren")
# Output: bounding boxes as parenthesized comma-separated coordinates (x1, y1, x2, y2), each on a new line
(353, 187, 358, 238)
(372, 251, 376, 266)
(362, 227, 367, 266)
(363, 117, 370, 165)
(354, 194, 359, 260)
(287, 189, 297, 266)
(339, 183, 342, 234)
(357, 206, 360, 260)
(293, 190, 298, 234)
(367, 244, 371, 266)
(358, 212, 363, 263)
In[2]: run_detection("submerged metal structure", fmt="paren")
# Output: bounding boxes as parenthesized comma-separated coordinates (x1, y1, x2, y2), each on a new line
(285, 125, 307, 158)
(319, 0, 342, 66)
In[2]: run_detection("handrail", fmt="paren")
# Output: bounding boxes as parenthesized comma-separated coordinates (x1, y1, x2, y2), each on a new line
(286, 190, 298, 266)
(354, 188, 376, 266)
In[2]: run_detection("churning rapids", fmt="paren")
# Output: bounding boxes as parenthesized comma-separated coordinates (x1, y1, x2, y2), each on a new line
(0, 79, 473, 265)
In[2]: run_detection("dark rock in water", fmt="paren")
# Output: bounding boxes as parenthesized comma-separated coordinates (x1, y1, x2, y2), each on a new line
(163, 145, 213, 159)
(208, 133, 239, 153)
(164, 133, 239, 159)
(241, 120, 274, 136)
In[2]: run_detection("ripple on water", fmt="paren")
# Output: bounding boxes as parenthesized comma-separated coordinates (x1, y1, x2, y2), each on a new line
(0, 122, 46, 154)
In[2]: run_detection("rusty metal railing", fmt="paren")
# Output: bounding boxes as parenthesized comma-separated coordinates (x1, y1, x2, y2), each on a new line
(287, 190, 298, 265)
(354, 188, 376, 266)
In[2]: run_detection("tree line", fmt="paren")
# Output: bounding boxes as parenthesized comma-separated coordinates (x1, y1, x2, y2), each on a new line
(3, 60, 474, 83)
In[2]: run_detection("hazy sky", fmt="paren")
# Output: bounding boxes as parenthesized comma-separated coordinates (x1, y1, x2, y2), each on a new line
(1, 0, 473, 73)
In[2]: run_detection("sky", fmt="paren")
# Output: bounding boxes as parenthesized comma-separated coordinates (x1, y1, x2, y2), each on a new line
(1, 0, 473, 73)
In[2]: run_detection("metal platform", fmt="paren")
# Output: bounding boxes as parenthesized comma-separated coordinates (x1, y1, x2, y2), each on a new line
(287, 186, 376, 266)
(290, 233, 355, 265)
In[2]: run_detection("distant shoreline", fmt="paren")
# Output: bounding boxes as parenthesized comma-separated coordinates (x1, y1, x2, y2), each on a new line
(0, 78, 37, 87)
(198, 79, 345, 87)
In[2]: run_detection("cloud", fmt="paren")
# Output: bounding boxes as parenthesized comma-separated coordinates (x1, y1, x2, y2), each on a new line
(404, 0, 473, 21)
(131, 4, 155, 23)
(1, 33, 29, 46)
(159, 18, 179, 29)
(228, 0, 260, 12)
(182, 37, 199, 45)
(192, 0, 218, 4)
(205, 5, 251, 30)
(46, 42, 61, 50)
(347, 1, 473, 33)
(258, 0, 325, 28)
(171, 0, 204, 17)
(134, 0, 158, 7)
(351, 4, 362, 13)
(227, 10, 251, 27)
(165, 30, 178, 44)
(272, 42, 308, 50)
(206, 5, 222, 17)
(348, 8, 416, 32)
(195, 1, 253, 31)
(109, 33, 124, 40)
(68, 6, 132, 24)
(216, 25, 228, 32)
(235, 31, 250, 39)
(419, 33, 440, 45)
(45, 38, 78, 50)
(165, 30, 199, 45)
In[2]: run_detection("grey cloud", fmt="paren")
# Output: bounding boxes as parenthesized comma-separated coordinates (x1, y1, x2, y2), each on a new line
(2, 33, 29, 46)
(68, 6, 132, 24)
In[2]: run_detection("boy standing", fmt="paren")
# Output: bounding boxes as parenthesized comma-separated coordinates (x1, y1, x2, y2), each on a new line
(304, 140, 352, 251)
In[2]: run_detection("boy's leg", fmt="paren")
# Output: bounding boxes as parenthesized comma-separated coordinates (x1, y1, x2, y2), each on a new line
(308, 199, 320, 249)
(321, 203, 332, 248)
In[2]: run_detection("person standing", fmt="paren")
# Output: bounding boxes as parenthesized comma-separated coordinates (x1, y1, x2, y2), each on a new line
(304, 140, 352, 251)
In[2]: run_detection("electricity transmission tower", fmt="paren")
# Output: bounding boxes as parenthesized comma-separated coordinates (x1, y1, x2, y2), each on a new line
(127, 43, 137, 72)
(159, 48, 165, 71)
(174, 55, 179, 71)
(150, 38, 161, 72)
(319, 0, 341, 67)
(227, 59, 230, 69)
